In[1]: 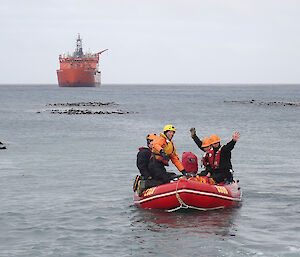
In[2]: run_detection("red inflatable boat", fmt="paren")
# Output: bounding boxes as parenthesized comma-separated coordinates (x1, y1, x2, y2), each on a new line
(134, 176, 242, 212)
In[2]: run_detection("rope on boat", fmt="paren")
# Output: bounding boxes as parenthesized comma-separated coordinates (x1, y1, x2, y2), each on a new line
(167, 179, 225, 213)
(166, 179, 189, 212)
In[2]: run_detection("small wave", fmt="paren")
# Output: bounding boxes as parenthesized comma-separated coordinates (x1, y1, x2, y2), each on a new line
(288, 246, 300, 253)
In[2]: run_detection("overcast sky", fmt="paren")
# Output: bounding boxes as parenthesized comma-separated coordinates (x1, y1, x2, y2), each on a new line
(1, 0, 300, 84)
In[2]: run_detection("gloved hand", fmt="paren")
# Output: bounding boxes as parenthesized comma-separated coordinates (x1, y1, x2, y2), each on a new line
(160, 150, 169, 160)
(190, 127, 196, 137)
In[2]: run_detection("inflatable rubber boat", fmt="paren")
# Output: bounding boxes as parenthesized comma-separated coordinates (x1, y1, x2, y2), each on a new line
(134, 176, 242, 212)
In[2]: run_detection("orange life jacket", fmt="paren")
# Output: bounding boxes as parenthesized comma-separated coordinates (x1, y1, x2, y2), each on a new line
(152, 133, 184, 171)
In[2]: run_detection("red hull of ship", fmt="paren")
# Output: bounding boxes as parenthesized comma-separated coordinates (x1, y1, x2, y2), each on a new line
(57, 68, 100, 87)
(134, 177, 242, 212)
(57, 35, 107, 87)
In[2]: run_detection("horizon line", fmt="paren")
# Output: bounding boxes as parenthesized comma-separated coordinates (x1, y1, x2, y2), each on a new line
(1, 83, 300, 86)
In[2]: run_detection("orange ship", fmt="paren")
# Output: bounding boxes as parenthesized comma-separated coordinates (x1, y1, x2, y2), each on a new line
(57, 34, 108, 87)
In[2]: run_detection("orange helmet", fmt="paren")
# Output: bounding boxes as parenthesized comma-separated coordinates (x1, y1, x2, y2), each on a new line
(201, 137, 212, 148)
(210, 134, 221, 144)
(146, 133, 157, 141)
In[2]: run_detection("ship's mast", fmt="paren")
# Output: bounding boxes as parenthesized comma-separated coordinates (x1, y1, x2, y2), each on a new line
(74, 34, 83, 57)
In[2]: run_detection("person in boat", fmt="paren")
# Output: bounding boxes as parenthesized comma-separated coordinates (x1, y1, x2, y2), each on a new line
(198, 137, 214, 177)
(206, 132, 241, 184)
(189, 128, 213, 176)
(136, 133, 157, 179)
(148, 124, 187, 184)
(190, 127, 205, 151)
(134, 133, 164, 196)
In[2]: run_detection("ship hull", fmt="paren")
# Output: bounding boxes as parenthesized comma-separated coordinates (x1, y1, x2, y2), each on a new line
(57, 68, 101, 87)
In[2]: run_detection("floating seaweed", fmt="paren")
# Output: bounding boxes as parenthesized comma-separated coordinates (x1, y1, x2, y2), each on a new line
(224, 100, 300, 107)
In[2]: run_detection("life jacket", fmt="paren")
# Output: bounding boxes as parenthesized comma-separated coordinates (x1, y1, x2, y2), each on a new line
(182, 152, 198, 172)
(206, 146, 223, 169)
(152, 133, 175, 165)
(151, 133, 184, 172)
(191, 175, 215, 185)
(163, 140, 175, 155)
(202, 152, 212, 168)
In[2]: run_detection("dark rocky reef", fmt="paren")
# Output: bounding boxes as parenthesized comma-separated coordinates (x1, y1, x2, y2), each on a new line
(0, 141, 6, 150)
(224, 100, 300, 107)
(46, 101, 118, 107)
(37, 102, 137, 115)
(39, 109, 136, 115)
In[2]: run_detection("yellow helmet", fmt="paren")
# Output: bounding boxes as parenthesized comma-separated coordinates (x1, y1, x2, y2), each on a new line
(146, 133, 157, 141)
(210, 134, 221, 144)
(201, 137, 212, 148)
(163, 124, 176, 133)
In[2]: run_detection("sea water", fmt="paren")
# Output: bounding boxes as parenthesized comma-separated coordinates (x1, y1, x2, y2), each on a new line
(0, 84, 299, 257)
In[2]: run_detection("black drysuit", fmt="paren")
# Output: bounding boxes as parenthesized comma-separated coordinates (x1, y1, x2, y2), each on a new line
(136, 147, 164, 188)
(210, 140, 236, 183)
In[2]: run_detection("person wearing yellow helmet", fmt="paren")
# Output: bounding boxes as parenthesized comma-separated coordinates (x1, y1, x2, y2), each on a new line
(148, 124, 186, 185)
(163, 124, 176, 133)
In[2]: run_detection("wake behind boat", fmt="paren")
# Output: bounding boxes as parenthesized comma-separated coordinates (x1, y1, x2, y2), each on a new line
(134, 176, 242, 212)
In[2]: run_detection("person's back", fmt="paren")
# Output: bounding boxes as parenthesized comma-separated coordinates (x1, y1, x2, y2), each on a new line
(136, 146, 152, 179)
(134, 133, 165, 196)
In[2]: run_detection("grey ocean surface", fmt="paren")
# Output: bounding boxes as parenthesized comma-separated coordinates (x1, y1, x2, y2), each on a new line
(0, 84, 299, 257)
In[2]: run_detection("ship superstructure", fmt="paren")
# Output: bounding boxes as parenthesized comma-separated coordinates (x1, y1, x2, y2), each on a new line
(57, 34, 107, 87)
